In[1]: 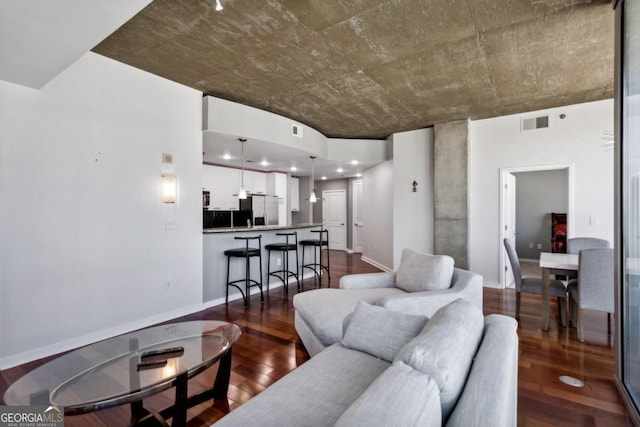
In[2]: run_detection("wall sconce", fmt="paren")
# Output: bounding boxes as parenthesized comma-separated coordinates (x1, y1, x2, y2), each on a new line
(162, 174, 177, 203)
(411, 180, 418, 192)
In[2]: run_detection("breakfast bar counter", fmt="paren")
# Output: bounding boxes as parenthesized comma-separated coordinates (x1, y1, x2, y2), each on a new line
(203, 223, 323, 304)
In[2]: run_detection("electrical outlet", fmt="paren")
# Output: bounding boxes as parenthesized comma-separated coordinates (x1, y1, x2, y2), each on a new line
(529, 243, 534, 249)
(164, 280, 172, 290)
(165, 219, 178, 230)
(277, 257, 281, 266)
(537, 243, 542, 249)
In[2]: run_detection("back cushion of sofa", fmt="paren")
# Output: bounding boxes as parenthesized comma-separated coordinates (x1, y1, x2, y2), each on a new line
(395, 248, 454, 292)
(342, 301, 428, 362)
(395, 298, 484, 420)
(334, 361, 442, 427)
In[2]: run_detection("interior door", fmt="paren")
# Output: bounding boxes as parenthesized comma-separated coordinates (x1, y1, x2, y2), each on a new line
(352, 179, 364, 253)
(504, 173, 517, 288)
(322, 189, 347, 251)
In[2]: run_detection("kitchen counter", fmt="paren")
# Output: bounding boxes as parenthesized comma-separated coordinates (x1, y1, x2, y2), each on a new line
(203, 223, 324, 304)
(203, 223, 322, 234)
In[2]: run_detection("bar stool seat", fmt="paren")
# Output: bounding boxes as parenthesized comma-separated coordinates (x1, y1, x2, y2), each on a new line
(300, 229, 330, 289)
(224, 235, 263, 306)
(265, 232, 300, 293)
(225, 247, 261, 257)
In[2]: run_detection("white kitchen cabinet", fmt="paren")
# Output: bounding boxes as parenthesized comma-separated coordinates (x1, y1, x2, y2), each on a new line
(203, 165, 240, 210)
(245, 170, 266, 195)
(289, 176, 299, 212)
(268, 172, 288, 225)
(267, 172, 287, 198)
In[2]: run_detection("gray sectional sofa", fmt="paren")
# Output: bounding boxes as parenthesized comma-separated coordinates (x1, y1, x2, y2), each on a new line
(213, 299, 519, 426)
(294, 249, 483, 356)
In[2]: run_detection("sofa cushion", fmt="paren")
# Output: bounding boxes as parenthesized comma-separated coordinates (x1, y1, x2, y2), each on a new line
(294, 287, 404, 346)
(395, 298, 484, 420)
(342, 301, 428, 362)
(335, 361, 442, 427)
(395, 249, 455, 292)
(213, 343, 390, 427)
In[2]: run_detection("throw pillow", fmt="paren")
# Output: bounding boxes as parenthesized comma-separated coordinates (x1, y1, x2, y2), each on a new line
(342, 301, 428, 362)
(395, 298, 484, 420)
(395, 248, 454, 292)
(334, 361, 441, 427)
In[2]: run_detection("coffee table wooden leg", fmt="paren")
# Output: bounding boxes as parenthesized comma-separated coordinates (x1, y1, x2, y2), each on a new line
(212, 348, 233, 400)
(542, 267, 550, 331)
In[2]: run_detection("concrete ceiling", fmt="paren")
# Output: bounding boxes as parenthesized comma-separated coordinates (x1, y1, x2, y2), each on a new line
(92, 0, 615, 139)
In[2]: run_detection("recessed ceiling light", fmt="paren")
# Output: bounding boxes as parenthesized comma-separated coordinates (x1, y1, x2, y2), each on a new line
(351, 160, 359, 165)
(321, 176, 327, 180)
(337, 168, 344, 173)
(260, 160, 269, 166)
(355, 173, 362, 177)
(291, 166, 297, 171)
(223, 154, 231, 160)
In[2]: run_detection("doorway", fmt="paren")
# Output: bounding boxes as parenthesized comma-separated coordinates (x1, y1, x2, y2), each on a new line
(499, 164, 574, 288)
(323, 189, 347, 251)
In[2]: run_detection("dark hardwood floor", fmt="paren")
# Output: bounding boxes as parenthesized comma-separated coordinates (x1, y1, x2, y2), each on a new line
(0, 252, 633, 426)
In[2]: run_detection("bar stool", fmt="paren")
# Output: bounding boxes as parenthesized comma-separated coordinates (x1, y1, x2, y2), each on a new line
(224, 235, 263, 306)
(300, 229, 330, 289)
(265, 232, 300, 293)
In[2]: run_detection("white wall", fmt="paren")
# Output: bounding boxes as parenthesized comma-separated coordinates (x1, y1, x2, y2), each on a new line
(0, 52, 203, 368)
(392, 128, 434, 268)
(362, 160, 394, 270)
(469, 99, 614, 286)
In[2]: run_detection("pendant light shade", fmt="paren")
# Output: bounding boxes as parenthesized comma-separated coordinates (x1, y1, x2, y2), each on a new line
(238, 138, 247, 200)
(309, 156, 317, 203)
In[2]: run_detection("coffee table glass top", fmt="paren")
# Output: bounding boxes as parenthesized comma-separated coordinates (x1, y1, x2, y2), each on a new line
(3, 321, 241, 414)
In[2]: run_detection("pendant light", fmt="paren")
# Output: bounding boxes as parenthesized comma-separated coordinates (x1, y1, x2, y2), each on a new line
(309, 156, 317, 203)
(238, 138, 247, 199)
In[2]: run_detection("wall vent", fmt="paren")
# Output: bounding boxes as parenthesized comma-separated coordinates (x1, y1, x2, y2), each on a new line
(292, 124, 303, 138)
(521, 115, 549, 131)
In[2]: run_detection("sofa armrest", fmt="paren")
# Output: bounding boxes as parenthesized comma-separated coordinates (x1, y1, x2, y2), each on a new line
(446, 315, 519, 427)
(376, 268, 483, 316)
(340, 272, 397, 289)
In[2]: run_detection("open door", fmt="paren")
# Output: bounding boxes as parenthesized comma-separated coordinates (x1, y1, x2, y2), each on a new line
(503, 172, 516, 288)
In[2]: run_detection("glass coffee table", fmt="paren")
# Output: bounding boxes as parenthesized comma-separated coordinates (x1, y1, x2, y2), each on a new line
(3, 321, 241, 427)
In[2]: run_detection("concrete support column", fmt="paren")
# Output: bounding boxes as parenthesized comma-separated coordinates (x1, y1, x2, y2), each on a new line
(434, 120, 469, 269)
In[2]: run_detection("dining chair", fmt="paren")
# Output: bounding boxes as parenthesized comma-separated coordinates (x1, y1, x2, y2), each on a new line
(568, 248, 614, 342)
(503, 238, 567, 326)
(559, 237, 610, 280)
(567, 237, 610, 254)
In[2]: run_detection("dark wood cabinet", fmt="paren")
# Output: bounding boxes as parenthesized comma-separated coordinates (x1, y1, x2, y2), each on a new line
(551, 213, 567, 253)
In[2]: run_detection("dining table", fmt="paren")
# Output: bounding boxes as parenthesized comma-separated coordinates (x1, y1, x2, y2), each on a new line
(539, 252, 579, 331)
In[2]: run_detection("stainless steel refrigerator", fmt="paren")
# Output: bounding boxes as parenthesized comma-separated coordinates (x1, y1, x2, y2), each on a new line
(241, 195, 279, 226)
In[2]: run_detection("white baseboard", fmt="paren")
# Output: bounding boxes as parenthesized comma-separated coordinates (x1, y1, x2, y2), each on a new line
(483, 280, 504, 289)
(360, 256, 392, 272)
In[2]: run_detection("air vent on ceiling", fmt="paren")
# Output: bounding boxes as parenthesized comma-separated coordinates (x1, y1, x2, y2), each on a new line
(521, 115, 549, 131)
(292, 123, 303, 138)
